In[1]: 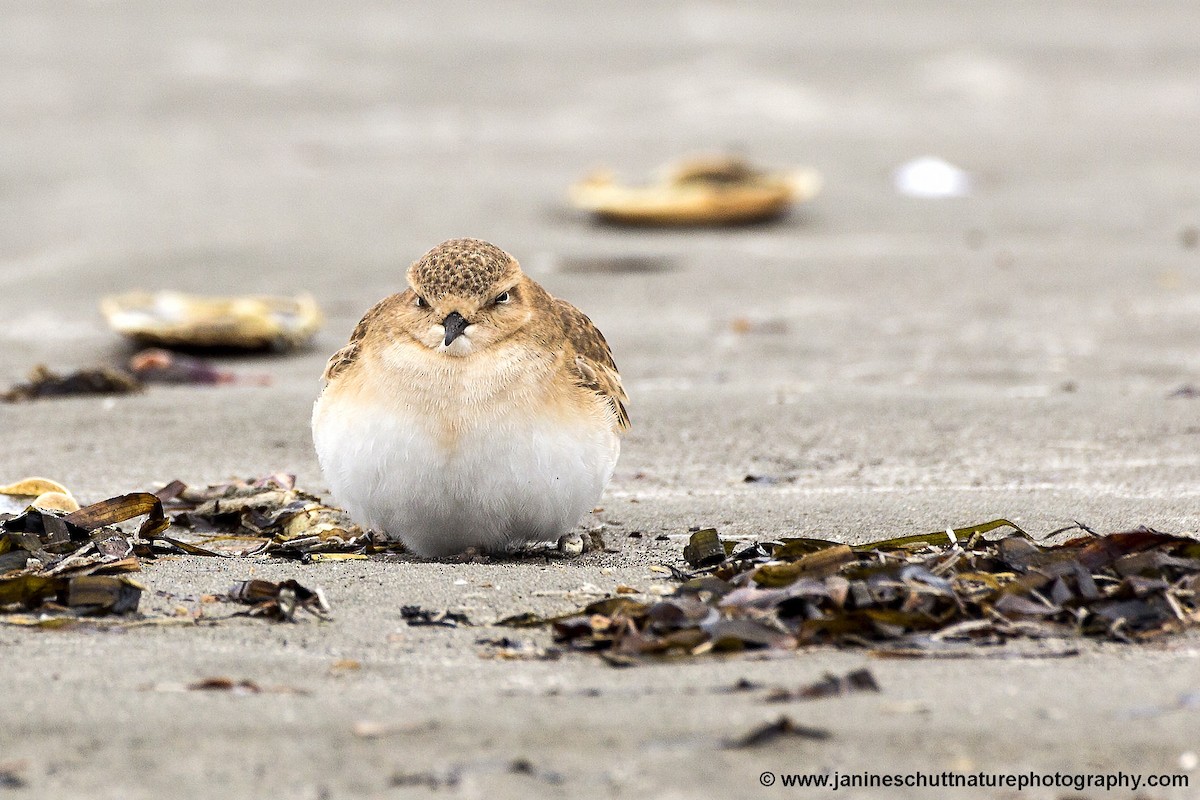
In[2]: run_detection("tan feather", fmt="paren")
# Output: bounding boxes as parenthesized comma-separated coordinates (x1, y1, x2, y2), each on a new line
(554, 298, 630, 432)
(322, 296, 394, 381)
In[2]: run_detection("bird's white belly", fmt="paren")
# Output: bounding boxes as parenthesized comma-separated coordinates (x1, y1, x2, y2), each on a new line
(312, 398, 618, 557)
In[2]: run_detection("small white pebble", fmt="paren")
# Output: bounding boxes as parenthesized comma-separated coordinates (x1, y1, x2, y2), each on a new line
(893, 156, 971, 198)
(453, 578, 468, 586)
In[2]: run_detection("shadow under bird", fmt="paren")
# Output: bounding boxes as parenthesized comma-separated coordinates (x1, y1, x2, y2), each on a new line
(311, 238, 629, 557)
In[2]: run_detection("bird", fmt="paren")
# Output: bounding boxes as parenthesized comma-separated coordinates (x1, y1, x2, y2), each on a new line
(311, 238, 629, 558)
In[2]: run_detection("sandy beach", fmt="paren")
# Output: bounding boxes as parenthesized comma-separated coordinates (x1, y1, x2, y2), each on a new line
(3, 2, 1200, 797)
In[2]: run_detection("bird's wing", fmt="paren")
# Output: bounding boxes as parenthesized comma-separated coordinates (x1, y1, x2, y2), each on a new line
(554, 298, 630, 432)
(322, 297, 392, 382)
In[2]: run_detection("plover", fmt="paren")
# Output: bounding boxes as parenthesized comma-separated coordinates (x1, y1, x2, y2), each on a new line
(312, 238, 629, 557)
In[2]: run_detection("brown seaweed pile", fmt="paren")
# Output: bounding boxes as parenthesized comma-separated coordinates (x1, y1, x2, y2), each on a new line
(513, 521, 1200, 660)
(155, 474, 374, 557)
(0, 476, 357, 622)
(0, 493, 167, 615)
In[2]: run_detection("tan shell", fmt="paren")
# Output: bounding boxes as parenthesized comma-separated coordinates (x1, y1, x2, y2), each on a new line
(0, 477, 81, 513)
(101, 291, 323, 351)
(569, 155, 821, 226)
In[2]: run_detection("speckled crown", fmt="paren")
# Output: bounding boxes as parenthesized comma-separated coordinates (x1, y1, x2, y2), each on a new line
(406, 238, 520, 299)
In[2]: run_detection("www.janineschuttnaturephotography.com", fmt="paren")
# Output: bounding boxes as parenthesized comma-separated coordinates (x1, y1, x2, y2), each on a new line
(756, 769, 1189, 792)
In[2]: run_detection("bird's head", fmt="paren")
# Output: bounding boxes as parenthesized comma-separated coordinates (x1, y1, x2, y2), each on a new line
(397, 238, 534, 356)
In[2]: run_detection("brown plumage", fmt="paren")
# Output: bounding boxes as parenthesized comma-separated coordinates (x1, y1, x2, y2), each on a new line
(320, 238, 628, 433)
(554, 298, 629, 431)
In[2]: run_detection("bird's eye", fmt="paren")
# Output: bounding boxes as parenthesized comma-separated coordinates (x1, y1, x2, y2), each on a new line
(494, 291, 511, 305)
(415, 296, 428, 308)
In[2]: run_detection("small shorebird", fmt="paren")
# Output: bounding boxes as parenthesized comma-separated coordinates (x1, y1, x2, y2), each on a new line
(312, 238, 629, 557)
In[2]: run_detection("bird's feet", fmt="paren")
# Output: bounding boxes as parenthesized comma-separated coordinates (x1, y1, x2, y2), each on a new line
(442, 546, 485, 563)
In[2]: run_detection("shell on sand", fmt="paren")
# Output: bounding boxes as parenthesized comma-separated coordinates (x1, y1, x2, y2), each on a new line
(569, 155, 821, 226)
(101, 291, 322, 351)
(0, 477, 81, 513)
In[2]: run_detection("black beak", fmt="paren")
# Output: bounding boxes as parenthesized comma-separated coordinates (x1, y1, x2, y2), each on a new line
(442, 312, 469, 346)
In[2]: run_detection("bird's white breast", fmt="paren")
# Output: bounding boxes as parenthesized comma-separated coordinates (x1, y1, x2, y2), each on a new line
(312, 343, 619, 557)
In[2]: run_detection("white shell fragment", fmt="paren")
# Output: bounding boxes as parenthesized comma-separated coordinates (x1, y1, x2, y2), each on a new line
(893, 156, 971, 198)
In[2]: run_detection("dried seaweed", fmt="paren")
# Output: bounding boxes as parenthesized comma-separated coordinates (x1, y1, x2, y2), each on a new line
(525, 521, 1200, 662)
(2, 350, 271, 405)
(226, 578, 331, 622)
(157, 474, 378, 557)
(401, 606, 470, 627)
(764, 669, 880, 702)
(1, 365, 142, 402)
(683, 528, 726, 568)
(0, 574, 144, 614)
(1, 478, 354, 626)
(726, 716, 831, 748)
(142, 677, 310, 694)
(129, 348, 270, 386)
(1, 491, 168, 619)
(188, 677, 264, 694)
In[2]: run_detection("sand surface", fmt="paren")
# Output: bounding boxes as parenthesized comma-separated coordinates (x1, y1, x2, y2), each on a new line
(3, 2, 1200, 798)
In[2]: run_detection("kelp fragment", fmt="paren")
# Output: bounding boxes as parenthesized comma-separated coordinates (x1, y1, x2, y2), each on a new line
(187, 677, 264, 694)
(129, 348, 270, 386)
(683, 528, 725, 568)
(726, 716, 831, 748)
(497, 611, 563, 628)
(3, 350, 271, 404)
(64, 492, 168, 538)
(0, 574, 143, 614)
(401, 606, 470, 627)
(226, 578, 330, 622)
(143, 677, 309, 694)
(765, 669, 880, 702)
(1, 365, 141, 402)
